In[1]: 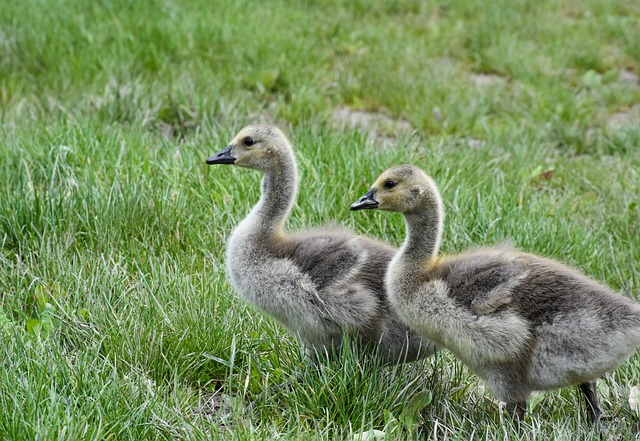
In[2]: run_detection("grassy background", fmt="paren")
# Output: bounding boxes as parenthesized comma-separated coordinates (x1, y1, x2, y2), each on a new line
(1, 0, 639, 439)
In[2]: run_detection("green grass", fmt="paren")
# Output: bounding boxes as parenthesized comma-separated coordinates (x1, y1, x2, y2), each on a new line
(1, 0, 639, 439)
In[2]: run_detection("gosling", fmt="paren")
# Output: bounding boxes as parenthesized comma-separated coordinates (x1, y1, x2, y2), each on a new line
(206, 127, 436, 364)
(351, 164, 640, 421)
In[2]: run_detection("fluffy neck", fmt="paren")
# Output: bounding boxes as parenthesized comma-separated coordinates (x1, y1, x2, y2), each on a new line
(245, 151, 298, 237)
(398, 193, 444, 267)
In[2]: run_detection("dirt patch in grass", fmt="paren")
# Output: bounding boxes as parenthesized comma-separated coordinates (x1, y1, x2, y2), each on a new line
(332, 106, 415, 148)
(469, 73, 505, 88)
(606, 104, 640, 130)
(247, 101, 278, 126)
(619, 70, 640, 89)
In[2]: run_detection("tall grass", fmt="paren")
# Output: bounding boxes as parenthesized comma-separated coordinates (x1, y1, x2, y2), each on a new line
(1, 0, 639, 439)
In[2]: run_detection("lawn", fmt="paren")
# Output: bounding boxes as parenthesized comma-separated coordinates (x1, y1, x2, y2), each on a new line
(1, 0, 639, 439)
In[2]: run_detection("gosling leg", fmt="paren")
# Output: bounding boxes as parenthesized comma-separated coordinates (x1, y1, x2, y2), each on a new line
(578, 382, 602, 423)
(505, 401, 527, 421)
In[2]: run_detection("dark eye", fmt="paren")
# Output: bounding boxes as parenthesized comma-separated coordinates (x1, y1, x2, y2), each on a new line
(243, 137, 254, 146)
(383, 180, 396, 189)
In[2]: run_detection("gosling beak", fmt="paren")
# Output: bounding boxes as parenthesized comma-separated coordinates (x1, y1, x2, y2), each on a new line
(206, 145, 236, 165)
(350, 189, 379, 211)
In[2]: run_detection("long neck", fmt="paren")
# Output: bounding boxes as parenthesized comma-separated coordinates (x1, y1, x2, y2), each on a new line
(246, 152, 298, 237)
(399, 196, 443, 267)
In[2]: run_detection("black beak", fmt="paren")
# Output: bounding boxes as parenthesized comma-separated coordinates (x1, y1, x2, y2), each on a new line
(206, 145, 236, 165)
(350, 189, 379, 211)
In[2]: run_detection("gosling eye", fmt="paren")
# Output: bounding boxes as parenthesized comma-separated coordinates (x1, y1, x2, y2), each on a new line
(383, 180, 396, 189)
(243, 137, 255, 147)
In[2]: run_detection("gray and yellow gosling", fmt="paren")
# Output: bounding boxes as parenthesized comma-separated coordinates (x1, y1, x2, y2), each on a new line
(207, 127, 436, 364)
(351, 164, 640, 421)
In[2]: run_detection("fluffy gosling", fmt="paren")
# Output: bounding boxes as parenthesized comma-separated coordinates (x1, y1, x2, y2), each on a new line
(351, 164, 640, 421)
(206, 127, 436, 364)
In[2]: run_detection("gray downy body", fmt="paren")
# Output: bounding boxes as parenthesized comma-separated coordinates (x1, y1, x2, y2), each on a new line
(394, 247, 640, 404)
(212, 126, 436, 363)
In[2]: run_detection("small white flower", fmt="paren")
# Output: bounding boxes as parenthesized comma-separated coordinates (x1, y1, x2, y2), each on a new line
(351, 429, 386, 441)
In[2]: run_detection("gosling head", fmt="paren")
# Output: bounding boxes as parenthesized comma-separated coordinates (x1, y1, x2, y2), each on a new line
(206, 125, 292, 171)
(350, 165, 440, 215)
